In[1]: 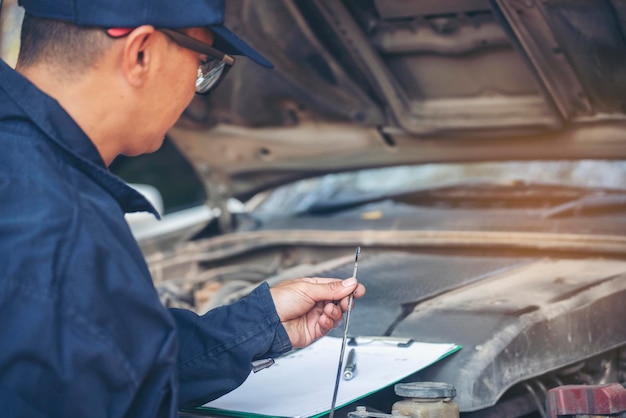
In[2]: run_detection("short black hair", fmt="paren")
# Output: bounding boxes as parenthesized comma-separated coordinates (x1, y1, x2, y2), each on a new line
(17, 14, 112, 71)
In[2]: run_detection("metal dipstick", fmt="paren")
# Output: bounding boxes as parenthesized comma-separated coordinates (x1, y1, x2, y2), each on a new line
(329, 246, 361, 418)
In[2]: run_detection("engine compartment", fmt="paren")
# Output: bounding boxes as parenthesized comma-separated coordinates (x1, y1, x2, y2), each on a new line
(147, 235, 626, 417)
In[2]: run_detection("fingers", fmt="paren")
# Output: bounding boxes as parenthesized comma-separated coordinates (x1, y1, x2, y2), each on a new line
(318, 303, 344, 334)
(337, 296, 352, 312)
(300, 277, 366, 316)
(270, 276, 366, 347)
(339, 277, 366, 299)
(337, 280, 366, 312)
(317, 313, 335, 336)
(300, 277, 366, 304)
(323, 302, 343, 322)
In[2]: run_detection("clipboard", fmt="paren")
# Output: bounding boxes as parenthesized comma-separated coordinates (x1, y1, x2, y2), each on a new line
(191, 336, 461, 418)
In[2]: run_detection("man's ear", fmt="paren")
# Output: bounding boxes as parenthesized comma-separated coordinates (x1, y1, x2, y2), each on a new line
(120, 25, 158, 88)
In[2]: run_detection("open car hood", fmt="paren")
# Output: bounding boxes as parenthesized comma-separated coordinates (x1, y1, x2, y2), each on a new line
(168, 0, 626, 201)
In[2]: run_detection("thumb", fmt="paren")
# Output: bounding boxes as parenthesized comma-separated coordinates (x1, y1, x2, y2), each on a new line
(303, 277, 358, 303)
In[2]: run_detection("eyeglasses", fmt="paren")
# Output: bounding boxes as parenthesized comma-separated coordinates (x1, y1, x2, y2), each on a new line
(106, 28, 235, 95)
(158, 28, 234, 95)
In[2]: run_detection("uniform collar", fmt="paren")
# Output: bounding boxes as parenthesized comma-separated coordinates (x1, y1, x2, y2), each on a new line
(0, 60, 160, 219)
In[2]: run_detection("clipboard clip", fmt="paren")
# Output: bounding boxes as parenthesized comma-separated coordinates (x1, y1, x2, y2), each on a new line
(348, 336, 414, 348)
(251, 358, 275, 373)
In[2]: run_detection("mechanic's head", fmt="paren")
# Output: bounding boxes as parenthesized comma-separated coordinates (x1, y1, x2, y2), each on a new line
(15, 0, 272, 164)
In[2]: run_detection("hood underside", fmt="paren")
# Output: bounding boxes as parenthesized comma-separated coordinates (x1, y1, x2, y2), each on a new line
(168, 0, 626, 200)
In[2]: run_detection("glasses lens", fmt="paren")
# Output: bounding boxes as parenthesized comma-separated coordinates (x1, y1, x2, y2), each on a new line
(196, 60, 226, 94)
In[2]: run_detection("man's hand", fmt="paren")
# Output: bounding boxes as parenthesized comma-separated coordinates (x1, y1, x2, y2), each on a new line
(269, 277, 366, 349)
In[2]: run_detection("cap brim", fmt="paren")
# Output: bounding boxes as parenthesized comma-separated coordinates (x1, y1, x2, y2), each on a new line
(211, 25, 273, 69)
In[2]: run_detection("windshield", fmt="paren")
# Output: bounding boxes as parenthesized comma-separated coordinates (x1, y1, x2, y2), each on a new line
(252, 160, 626, 215)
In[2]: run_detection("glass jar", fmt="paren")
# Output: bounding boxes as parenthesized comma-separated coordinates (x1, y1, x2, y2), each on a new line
(391, 382, 459, 418)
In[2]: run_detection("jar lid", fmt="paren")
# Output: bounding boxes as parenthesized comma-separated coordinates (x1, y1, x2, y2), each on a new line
(394, 382, 457, 399)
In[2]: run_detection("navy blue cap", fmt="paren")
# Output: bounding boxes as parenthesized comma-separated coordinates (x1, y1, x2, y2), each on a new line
(17, 0, 273, 68)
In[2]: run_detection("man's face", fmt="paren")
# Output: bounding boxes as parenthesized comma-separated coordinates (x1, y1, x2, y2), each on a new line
(136, 27, 216, 155)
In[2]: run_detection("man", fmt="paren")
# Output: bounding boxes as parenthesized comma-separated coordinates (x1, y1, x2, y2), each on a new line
(0, 0, 365, 417)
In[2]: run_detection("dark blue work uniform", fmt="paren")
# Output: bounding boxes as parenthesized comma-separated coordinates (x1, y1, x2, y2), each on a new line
(0, 59, 292, 418)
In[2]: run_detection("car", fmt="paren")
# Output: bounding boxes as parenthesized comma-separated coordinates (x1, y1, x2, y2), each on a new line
(3, 1, 626, 417)
(150, 1, 626, 416)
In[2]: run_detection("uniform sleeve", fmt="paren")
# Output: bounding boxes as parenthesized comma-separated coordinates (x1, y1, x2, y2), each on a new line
(170, 282, 292, 408)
